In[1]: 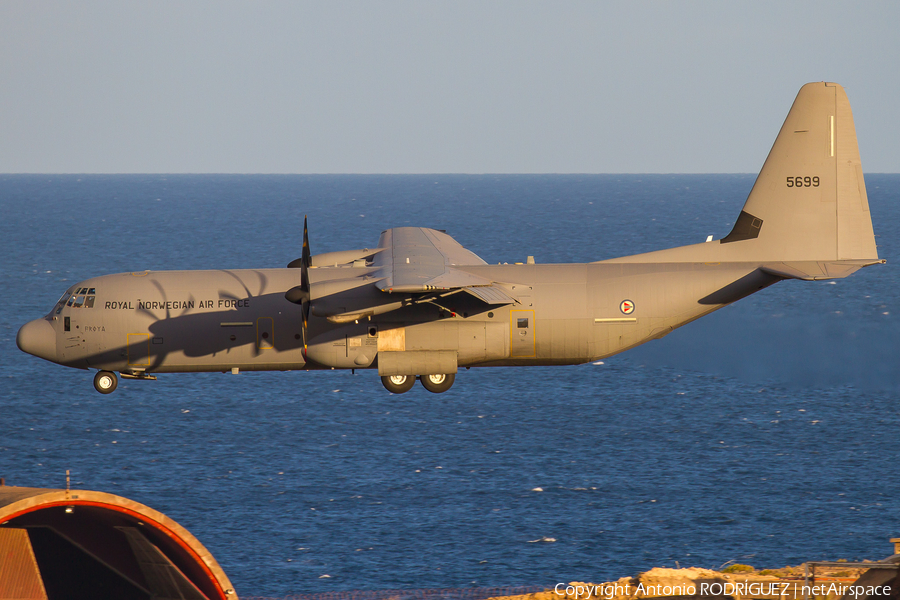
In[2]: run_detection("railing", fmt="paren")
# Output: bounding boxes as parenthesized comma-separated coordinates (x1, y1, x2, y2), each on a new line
(803, 562, 899, 600)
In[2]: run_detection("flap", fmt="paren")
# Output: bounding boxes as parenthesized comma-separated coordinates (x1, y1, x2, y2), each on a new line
(461, 285, 516, 305)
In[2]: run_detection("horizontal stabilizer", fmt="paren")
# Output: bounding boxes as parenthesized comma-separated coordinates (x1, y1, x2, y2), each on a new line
(698, 269, 782, 305)
(760, 259, 885, 281)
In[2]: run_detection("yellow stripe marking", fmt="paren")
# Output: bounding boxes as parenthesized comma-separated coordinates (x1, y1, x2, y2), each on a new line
(830, 115, 835, 157)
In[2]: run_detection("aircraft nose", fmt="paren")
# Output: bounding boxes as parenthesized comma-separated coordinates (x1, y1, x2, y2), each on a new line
(17, 319, 58, 363)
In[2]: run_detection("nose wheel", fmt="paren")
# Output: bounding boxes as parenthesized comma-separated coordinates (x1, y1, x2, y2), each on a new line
(93, 371, 118, 394)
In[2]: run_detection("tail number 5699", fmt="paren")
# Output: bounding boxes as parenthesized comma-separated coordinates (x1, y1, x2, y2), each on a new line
(786, 176, 819, 188)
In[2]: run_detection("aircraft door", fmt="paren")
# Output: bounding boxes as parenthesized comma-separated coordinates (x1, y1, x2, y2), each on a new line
(510, 309, 535, 358)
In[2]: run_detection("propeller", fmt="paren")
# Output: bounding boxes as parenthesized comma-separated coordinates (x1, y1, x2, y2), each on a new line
(285, 216, 312, 355)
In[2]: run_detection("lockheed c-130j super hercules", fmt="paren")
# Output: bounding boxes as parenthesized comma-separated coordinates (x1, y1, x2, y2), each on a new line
(17, 82, 884, 394)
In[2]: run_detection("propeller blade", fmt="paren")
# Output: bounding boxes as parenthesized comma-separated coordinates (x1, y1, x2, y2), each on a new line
(301, 215, 311, 293)
(302, 295, 310, 352)
(300, 216, 311, 353)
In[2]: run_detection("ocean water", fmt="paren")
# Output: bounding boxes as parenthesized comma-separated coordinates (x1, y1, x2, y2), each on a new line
(1, 174, 898, 597)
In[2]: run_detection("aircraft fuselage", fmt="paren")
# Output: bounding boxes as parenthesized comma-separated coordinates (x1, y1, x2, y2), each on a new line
(27, 260, 767, 375)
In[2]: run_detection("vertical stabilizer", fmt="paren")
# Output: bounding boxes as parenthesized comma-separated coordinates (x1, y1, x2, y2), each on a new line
(723, 82, 878, 262)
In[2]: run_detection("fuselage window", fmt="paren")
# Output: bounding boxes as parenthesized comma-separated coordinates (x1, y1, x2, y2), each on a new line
(517, 318, 529, 328)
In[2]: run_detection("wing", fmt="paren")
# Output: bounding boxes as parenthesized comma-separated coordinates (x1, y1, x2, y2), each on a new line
(292, 227, 517, 324)
(372, 228, 515, 306)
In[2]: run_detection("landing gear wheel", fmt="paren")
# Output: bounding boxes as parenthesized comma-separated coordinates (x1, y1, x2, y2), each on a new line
(381, 374, 415, 394)
(93, 371, 118, 394)
(420, 373, 455, 393)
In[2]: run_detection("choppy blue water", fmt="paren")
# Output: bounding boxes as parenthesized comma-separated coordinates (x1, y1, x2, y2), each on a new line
(1, 174, 899, 598)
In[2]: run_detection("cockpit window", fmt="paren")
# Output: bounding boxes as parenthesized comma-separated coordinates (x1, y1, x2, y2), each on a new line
(54, 293, 71, 315)
(60, 288, 98, 310)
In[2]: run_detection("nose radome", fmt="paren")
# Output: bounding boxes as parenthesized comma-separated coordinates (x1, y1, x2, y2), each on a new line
(17, 319, 58, 363)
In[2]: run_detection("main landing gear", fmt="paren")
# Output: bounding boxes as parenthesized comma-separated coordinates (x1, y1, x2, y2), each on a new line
(381, 374, 416, 394)
(93, 371, 118, 394)
(420, 373, 455, 393)
(380, 373, 456, 394)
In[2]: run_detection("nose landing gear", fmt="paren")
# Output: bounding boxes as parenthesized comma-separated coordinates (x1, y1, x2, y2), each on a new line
(93, 371, 118, 394)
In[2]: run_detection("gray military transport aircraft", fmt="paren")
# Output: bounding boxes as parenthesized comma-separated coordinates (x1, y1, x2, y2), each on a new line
(18, 82, 883, 394)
